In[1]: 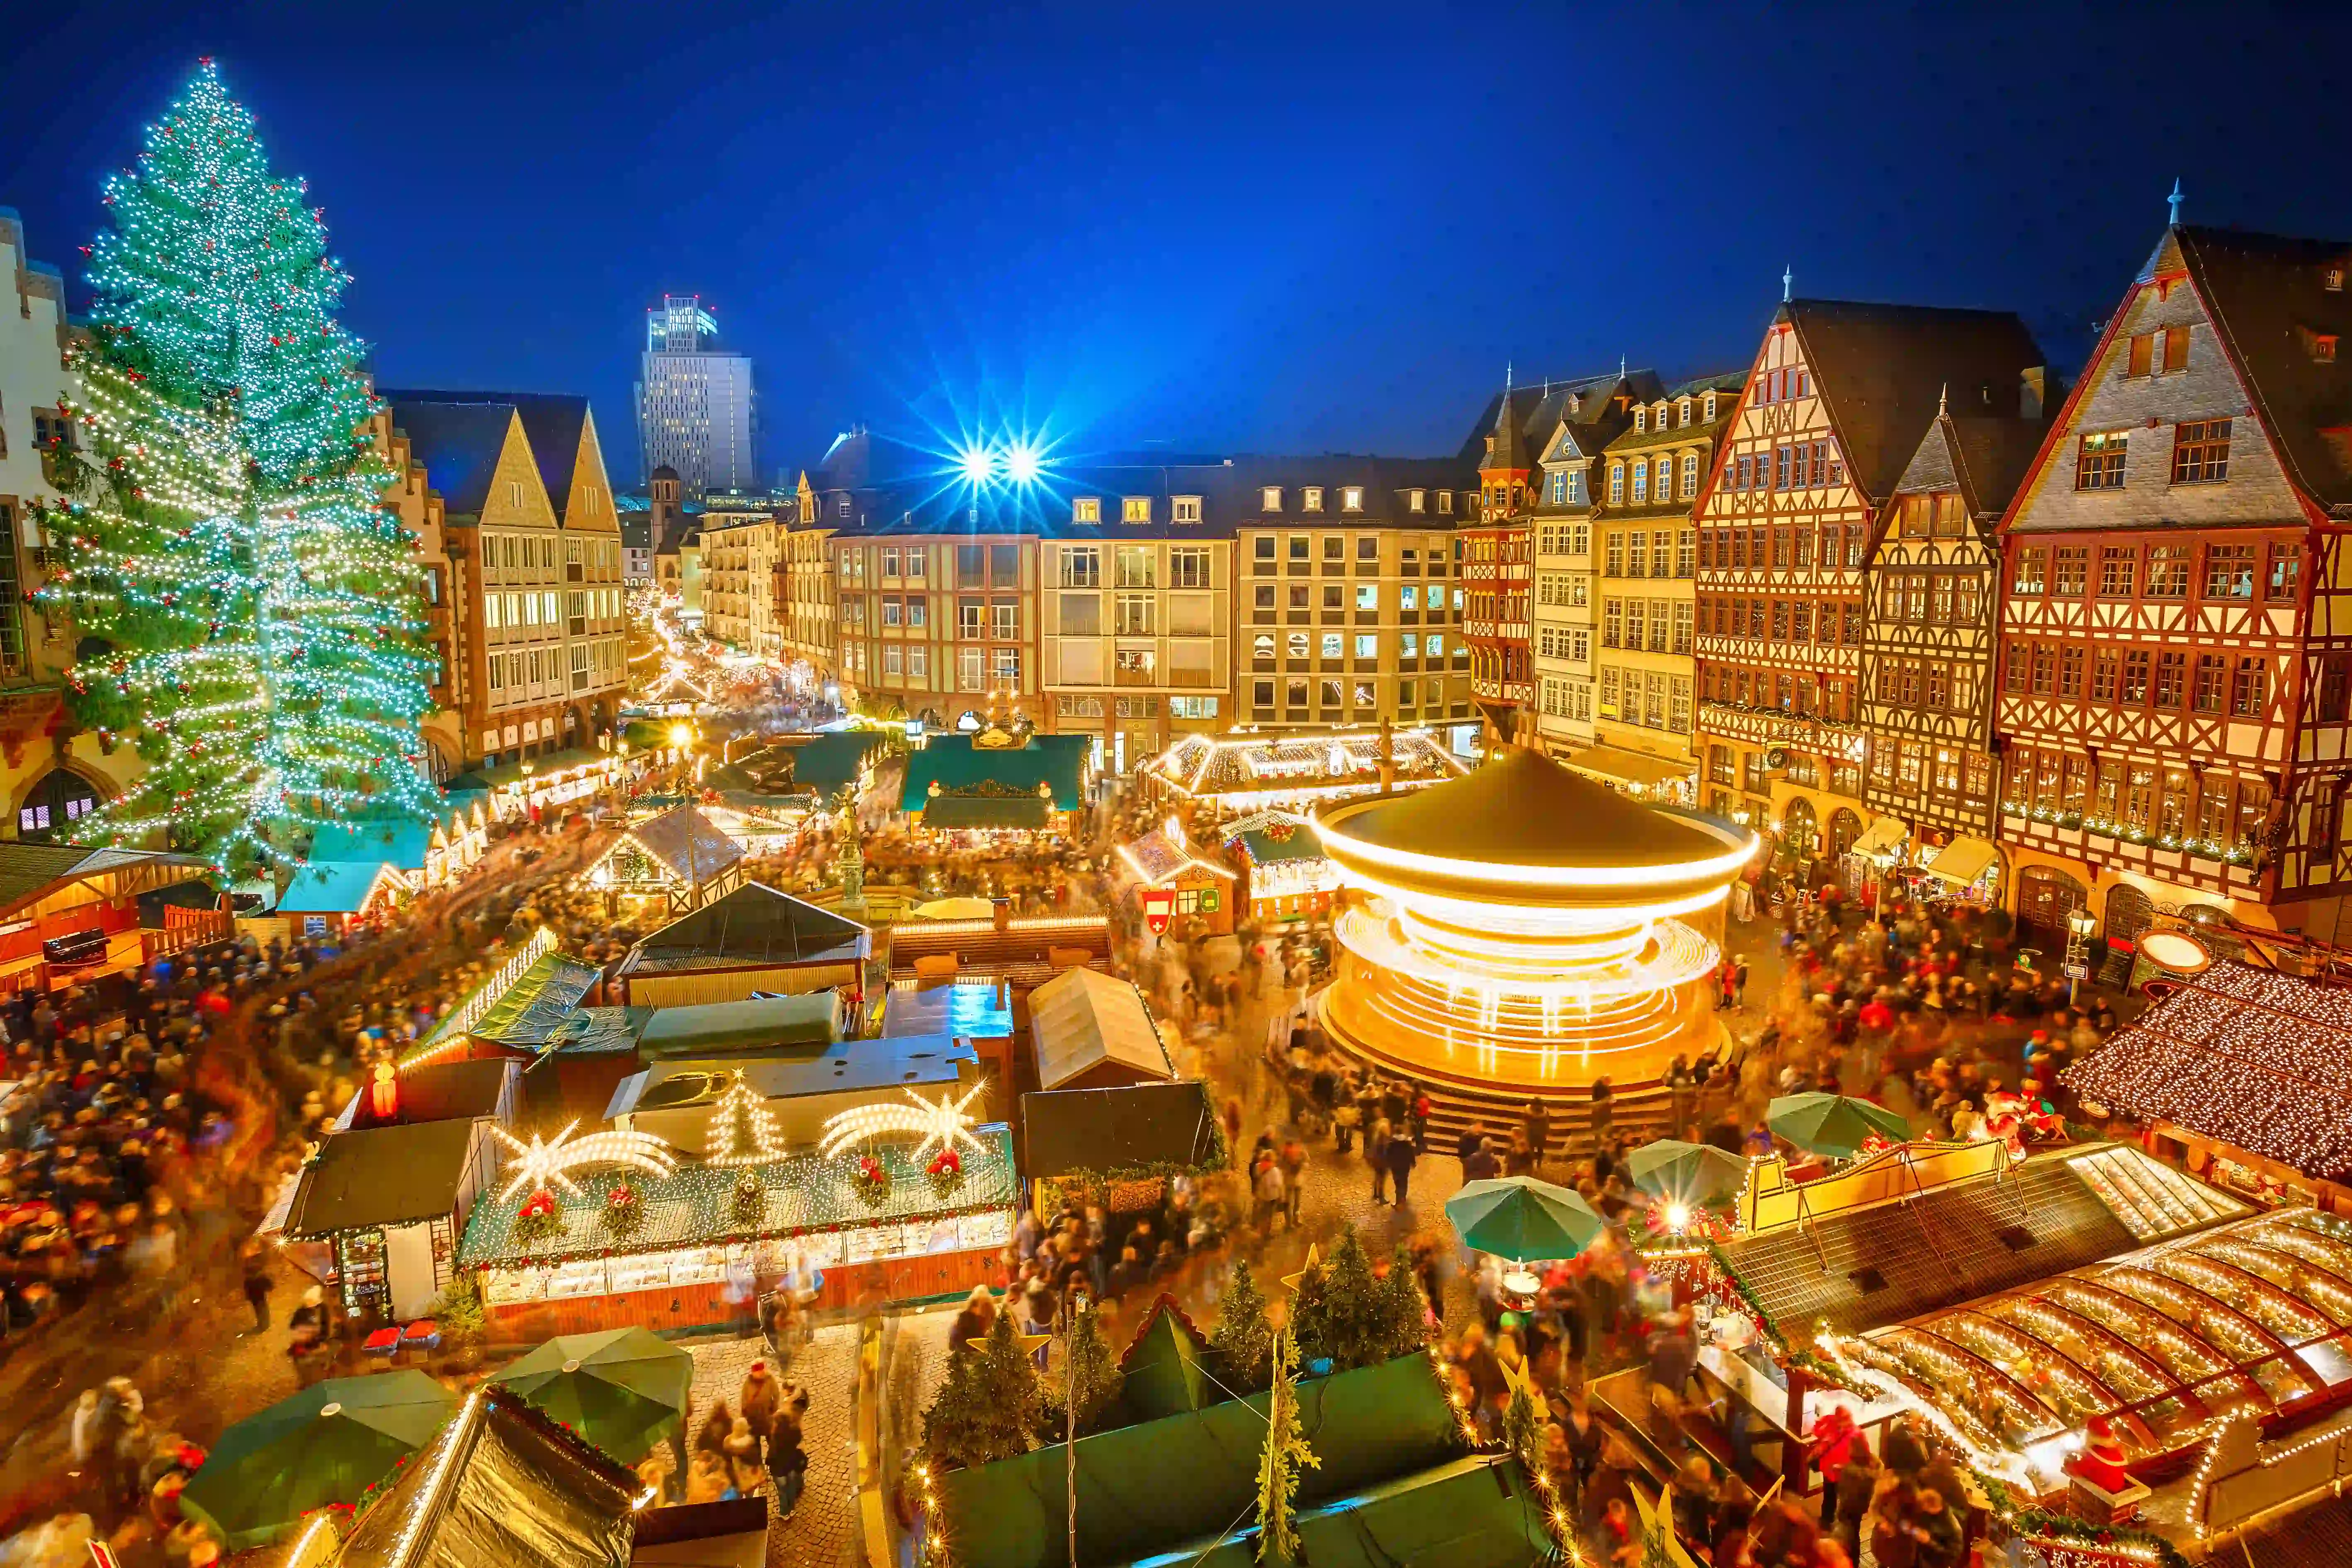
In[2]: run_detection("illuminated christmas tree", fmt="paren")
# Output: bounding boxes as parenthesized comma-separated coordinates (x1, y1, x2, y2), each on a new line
(37, 59, 436, 873)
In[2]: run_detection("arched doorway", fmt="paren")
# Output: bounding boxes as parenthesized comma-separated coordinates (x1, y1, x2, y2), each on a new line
(1783, 797, 1819, 858)
(1827, 807, 1862, 858)
(2016, 865, 2088, 951)
(16, 767, 101, 843)
(2104, 884, 2157, 948)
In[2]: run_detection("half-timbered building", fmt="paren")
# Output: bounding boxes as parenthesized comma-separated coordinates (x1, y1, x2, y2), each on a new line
(1528, 375, 1647, 763)
(1695, 298, 2046, 871)
(1464, 372, 1658, 747)
(1858, 393, 2051, 905)
(1993, 224, 2352, 952)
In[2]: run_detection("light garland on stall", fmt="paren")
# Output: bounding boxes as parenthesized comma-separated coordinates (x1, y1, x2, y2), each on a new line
(491, 1121, 678, 1201)
(403, 926, 560, 1067)
(819, 1084, 988, 1164)
(702, 1071, 787, 1167)
(35, 60, 438, 876)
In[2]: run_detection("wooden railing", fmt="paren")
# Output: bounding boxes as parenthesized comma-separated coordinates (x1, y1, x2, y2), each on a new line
(142, 906, 233, 960)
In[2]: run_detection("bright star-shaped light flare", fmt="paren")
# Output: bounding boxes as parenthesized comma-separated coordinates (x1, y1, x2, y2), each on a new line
(1004, 442, 1042, 484)
(492, 1120, 678, 1201)
(817, 1083, 989, 1163)
(957, 445, 997, 484)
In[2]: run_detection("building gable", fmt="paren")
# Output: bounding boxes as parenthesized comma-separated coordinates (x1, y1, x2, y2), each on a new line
(2004, 238, 2306, 537)
(561, 409, 620, 536)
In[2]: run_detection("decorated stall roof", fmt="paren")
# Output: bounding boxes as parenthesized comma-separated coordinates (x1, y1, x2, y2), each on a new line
(278, 860, 405, 917)
(1115, 825, 1237, 890)
(406, 930, 598, 1065)
(1717, 1143, 2238, 1342)
(603, 805, 744, 885)
(605, 1034, 976, 1119)
(1820, 1208, 2352, 1480)
(901, 732, 1090, 821)
(310, 816, 433, 874)
(536, 1006, 653, 1056)
(776, 729, 889, 800)
(2063, 959, 2352, 1179)
(328, 1390, 637, 1568)
(458, 1124, 1017, 1268)
(1147, 726, 1466, 807)
(1224, 810, 1324, 866)
(633, 995, 843, 1057)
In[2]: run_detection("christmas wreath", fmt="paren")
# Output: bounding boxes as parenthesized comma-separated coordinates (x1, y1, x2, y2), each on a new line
(730, 1171, 767, 1225)
(853, 1153, 890, 1203)
(514, 1189, 561, 1244)
(926, 1147, 964, 1192)
(601, 1181, 643, 1237)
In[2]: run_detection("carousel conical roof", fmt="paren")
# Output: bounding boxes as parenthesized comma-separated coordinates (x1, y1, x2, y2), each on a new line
(1319, 745, 1727, 869)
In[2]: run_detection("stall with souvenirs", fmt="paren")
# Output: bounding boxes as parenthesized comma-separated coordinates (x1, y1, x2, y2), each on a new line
(458, 1082, 1017, 1335)
(1141, 724, 1465, 824)
(1907, 832, 2003, 911)
(1113, 816, 1237, 937)
(583, 803, 746, 914)
(1220, 808, 1338, 926)
(480, 743, 627, 824)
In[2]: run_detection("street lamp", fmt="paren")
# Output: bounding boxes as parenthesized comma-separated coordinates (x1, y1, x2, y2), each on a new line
(2064, 906, 2097, 1003)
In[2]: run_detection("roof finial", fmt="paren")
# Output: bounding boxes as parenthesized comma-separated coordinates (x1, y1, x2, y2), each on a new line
(2167, 178, 2184, 227)
(1504, 360, 1513, 395)
(1782, 265, 1793, 304)
(1938, 382, 1948, 417)
(1619, 354, 1627, 379)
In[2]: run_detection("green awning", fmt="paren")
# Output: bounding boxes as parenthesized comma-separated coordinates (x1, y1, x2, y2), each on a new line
(921, 795, 1053, 831)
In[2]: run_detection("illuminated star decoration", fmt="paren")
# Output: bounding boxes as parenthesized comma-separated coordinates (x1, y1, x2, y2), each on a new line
(1630, 1484, 1701, 1568)
(492, 1121, 677, 1202)
(818, 1083, 988, 1164)
(1500, 1348, 1544, 1410)
(1280, 1244, 1323, 1293)
(971, 1329, 1054, 1357)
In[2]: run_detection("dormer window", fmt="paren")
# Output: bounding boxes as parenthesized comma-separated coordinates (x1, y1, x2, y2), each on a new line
(1261, 486, 1282, 511)
(1703, 391, 1718, 421)
(2301, 326, 2339, 363)
(1438, 491, 1454, 515)
(1341, 486, 1363, 512)
(2328, 267, 2345, 293)
(1072, 496, 1101, 524)
(1171, 495, 1202, 523)
(1303, 487, 1324, 512)
(1655, 404, 1669, 428)
(1633, 407, 1647, 432)
(1677, 397, 1693, 427)
(1408, 489, 1426, 512)
(1121, 496, 1151, 523)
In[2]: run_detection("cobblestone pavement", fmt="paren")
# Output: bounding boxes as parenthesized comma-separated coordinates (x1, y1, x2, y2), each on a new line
(684, 1323, 863, 1568)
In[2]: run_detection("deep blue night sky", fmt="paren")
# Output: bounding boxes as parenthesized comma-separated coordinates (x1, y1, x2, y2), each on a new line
(4, 2, 2348, 483)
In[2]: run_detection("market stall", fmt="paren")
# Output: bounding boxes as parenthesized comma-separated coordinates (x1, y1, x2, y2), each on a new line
(613, 880, 869, 1006)
(402, 926, 604, 1070)
(1910, 833, 2002, 909)
(282, 1115, 499, 1323)
(1113, 817, 1237, 937)
(481, 746, 627, 824)
(459, 1125, 1018, 1334)
(1220, 809, 1338, 926)
(1142, 725, 1465, 822)
(901, 729, 1091, 836)
(584, 803, 746, 914)
(1028, 967, 1176, 1091)
(270, 859, 408, 941)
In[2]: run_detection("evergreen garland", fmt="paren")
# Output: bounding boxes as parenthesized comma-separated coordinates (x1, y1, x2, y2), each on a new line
(1253, 1327, 1319, 1568)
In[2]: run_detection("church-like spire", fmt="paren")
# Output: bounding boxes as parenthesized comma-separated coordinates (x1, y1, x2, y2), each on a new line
(2167, 177, 2184, 226)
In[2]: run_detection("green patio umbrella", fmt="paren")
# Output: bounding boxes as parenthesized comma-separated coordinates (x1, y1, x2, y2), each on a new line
(1444, 1176, 1606, 1262)
(180, 1370, 457, 1550)
(491, 1326, 694, 1464)
(1626, 1139, 1749, 1207)
(1766, 1092, 1912, 1160)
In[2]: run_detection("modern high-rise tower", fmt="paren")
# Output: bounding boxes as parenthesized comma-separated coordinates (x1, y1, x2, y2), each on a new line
(634, 294, 756, 493)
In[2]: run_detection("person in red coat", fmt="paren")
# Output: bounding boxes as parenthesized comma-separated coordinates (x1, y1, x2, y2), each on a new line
(1805, 1403, 1865, 1523)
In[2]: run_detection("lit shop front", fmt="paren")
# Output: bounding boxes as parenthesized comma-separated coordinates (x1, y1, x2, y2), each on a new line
(1142, 726, 1466, 823)
(459, 1127, 1018, 1335)
(1314, 746, 1751, 1091)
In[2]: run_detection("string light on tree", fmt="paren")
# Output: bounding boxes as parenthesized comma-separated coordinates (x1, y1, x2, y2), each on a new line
(491, 1121, 677, 1202)
(818, 1083, 987, 1164)
(704, 1070, 787, 1167)
(35, 59, 437, 875)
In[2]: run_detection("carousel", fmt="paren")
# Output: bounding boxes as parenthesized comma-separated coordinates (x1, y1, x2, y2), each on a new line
(1313, 745, 1752, 1092)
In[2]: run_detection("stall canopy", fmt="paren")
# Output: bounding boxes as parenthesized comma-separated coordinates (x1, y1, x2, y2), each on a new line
(0, 842, 212, 924)
(341, 1058, 517, 1130)
(776, 730, 888, 800)
(608, 805, 745, 885)
(1917, 836, 1998, 886)
(1147, 727, 1466, 809)
(419, 947, 605, 1056)
(1022, 1080, 1223, 1182)
(1563, 743, 1691, 792)
(284, 1118, 483, 1240)
(1716, 1142, 2240, 1340)
(605, 1033, 976, 1123)
(1850, 816, 1908, 858)
(329, 1391, 638, 1568)
(1225, 810, 1324, 868)
(2063, 960, 2352, 1179)
(1029, 968, 1175, 1090)
(310, 816, 432, 877)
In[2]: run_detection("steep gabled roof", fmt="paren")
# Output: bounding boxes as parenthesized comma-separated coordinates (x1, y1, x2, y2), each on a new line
(1782, 299, 2046, 505)
(378, 389, 594, 514)
(379, 397, 519, 515)
(1885, 406, 2054, 544)
(2169, 225, 2352, 511)
(1462, 372, 1660, 472)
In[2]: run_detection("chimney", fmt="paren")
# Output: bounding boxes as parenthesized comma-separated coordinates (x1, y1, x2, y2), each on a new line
(2020, 367, 2047, 421)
